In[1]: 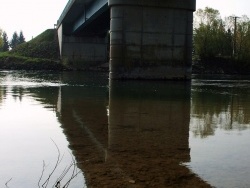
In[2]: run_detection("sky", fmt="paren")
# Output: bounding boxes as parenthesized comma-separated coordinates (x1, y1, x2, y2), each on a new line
(0, 0, 249, 41)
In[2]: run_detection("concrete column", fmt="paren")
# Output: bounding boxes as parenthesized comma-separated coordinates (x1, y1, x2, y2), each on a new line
(58, 24, 108, 70)
(109, 0, 196, 79)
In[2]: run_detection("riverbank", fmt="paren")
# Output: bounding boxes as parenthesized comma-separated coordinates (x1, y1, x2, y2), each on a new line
(2, 51, 250, 75)
(192, 57, 250, 75)
(0, 52, 65, 70)
(1, 56, 249, 75)
(0, 29, 67, 71)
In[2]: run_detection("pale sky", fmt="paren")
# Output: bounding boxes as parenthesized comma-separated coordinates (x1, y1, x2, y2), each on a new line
(0, 0, 249, 41)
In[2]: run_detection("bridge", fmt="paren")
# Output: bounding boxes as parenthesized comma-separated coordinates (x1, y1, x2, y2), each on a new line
(57, 0, 196, 79)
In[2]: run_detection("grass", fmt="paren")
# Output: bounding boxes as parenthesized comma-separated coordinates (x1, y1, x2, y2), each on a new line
(0, 29, 66, 70)
(10, 29, 59, 60)
(0, 52, 64, 70)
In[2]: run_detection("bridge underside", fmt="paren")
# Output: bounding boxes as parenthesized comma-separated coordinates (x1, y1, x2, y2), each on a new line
(57, 0, 196, 79)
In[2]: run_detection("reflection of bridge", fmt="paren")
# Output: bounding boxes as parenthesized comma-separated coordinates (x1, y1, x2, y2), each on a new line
(56, 73, 210, 187)
(57, 0, 196, 79)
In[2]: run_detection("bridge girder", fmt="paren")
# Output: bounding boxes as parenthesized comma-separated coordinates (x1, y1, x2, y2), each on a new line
(58, 0, 109, 36)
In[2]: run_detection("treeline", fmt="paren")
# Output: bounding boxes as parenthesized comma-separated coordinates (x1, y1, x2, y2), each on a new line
(0, 30, 25, 51)
(193, 7, 250, 68)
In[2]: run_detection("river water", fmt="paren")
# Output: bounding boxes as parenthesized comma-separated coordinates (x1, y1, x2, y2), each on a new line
(0, 71, 250, 187)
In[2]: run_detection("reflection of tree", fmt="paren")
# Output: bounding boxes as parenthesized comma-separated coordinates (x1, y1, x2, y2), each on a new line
(0, 70, 62, 108)
(7, 86, 59, 110)
(0, 86, 6, 106)
(28, 87, 59, 110)
(190, 113, 216, 138)
(191, 83, 250, 138)
(12, 86, 24, 102)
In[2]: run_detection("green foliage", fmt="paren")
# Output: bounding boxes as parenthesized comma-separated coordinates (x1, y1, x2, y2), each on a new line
(2, 32, 10, 52)
(194, 7, 229, 59)
(18, 31, 25, 44)
(0, 52, 64, 70)
(9, 31, 26, 49)
(30, 29, 55, 43)
(193, 7, 250, 69)
(10, 29, 59, 59)
(236, 15, 250, 62)
(10, 31, 19, 49)
(0, 29, 3, 50)
(0, 29, 64, 70)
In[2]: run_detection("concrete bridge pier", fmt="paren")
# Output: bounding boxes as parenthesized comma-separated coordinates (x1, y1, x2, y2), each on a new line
(58, 25, 108, 70)
(109, 0, 196, 79)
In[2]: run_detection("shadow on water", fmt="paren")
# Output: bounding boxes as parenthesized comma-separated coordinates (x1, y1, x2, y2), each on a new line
(56, 73, 211, 187)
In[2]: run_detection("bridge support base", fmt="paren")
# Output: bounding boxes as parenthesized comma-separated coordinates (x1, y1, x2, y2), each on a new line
(109, 0, 195, 80)
(58, 25, 108, 70)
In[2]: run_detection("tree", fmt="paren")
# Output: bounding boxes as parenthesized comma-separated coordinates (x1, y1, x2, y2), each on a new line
(9, 31, 26, 49)
(0, 29, 3, 50)
(193, 7, 225, 59)
(194, 7, 221, 28)
(18, 31, 25, 44)
(193, 7, 250, 71)
(2, 31, 9, 52)
(234, 15, 250, 61)
(10, 31, 19, 49)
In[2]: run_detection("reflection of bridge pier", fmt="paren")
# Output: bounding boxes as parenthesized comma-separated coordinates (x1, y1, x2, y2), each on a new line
(56, 72, 110, 175)
(108, 81, 191, 160)
(107, 81, 193, 187)
(57, 72, 210, 187)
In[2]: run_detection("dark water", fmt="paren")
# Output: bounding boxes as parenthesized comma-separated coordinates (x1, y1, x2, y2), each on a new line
(0, 71, 250, 187)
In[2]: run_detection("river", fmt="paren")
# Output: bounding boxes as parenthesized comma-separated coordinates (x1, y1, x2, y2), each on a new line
(0, 71, 250, 187)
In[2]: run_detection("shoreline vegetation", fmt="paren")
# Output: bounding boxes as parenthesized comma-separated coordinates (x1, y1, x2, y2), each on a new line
(0, 29, 67, 71)
(192, 57, 250, 75)
(0, 52, 64, 70)
(192, 7, 250, 75)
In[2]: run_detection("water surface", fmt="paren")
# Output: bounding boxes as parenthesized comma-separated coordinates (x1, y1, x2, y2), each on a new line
(187, 75, 250, 188)
(0, 71, 86, 187)
(1, 71, 250, 187)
